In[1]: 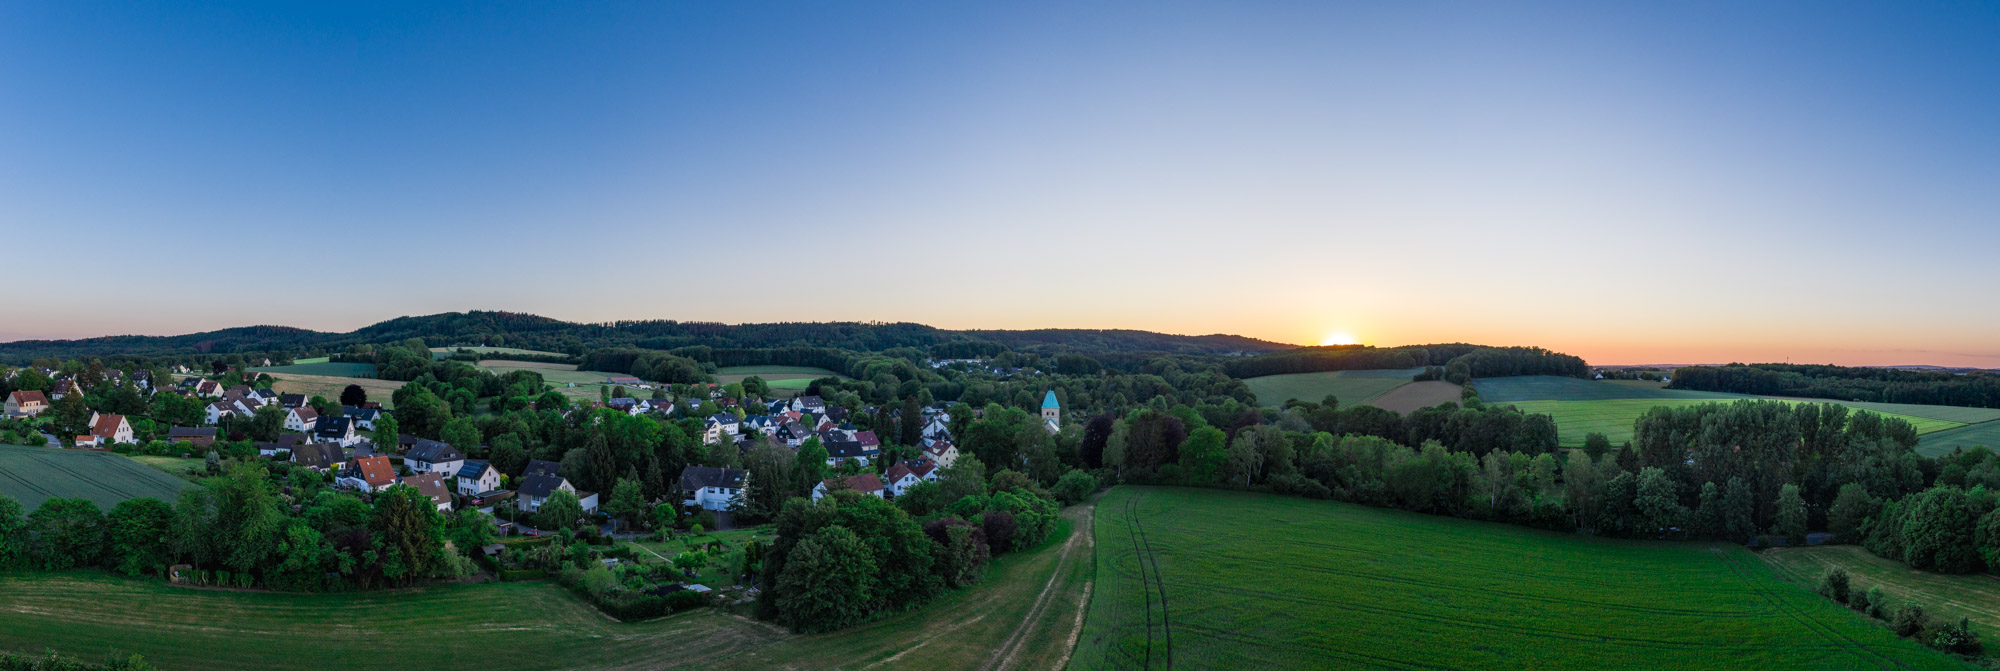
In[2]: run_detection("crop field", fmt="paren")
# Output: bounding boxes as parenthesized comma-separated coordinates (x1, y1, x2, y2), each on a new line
(1917, 422, 2000, 457)
(716, 366, 843, 395)
(247, 361, 378, 377)
(266, 374, 406, 409)
(1072, 486, 1962, 670)
(1242, 368, 1423, 407)
(1763, 544, 2000, 645)
(1503, 398, 1964, 447)
(0, 445, 192, 510)
(475, 360, 613, 385)
(1473, 376, 1749, 403)
(119, 454, 208, 477)
(0, 502, 1099, 671)
(1367, 380, 1467, 413)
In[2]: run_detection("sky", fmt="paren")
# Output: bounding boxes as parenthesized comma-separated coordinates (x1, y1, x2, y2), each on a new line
(2, 2, 1998, 367)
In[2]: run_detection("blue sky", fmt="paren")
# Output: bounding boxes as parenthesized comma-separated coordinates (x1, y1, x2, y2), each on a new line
(3, 2, 1998, 365)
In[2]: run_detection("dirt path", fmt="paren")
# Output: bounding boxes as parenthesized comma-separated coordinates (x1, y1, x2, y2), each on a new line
(980, 497, 1098, 671)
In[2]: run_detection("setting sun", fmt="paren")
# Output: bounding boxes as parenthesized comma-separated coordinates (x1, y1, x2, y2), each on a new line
(1321, 332, 1358, 346)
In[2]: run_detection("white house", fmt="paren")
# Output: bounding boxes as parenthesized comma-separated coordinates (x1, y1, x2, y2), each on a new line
(702, 413, 740, 445)
(400, 473, 453, 512)
(456, 460, 503, 495)
(283, 406, 320, 433)
(84, 412, 134, 446)
(679, 466, 748, 511)
(205, 401, 235, 425)
(312, 416, 361, 447)
(338, 456, 398, 492)
(404, 439, 466, 476)
(883, 460, 940, 497)
(518, 473, 578, 513)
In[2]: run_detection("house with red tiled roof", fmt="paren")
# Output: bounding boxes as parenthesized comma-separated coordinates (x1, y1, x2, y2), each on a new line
(4, 390, 48, 417)
(338, 455, 398, 492)
(85, 412, 133, 446)
(884, 459, 939, 497)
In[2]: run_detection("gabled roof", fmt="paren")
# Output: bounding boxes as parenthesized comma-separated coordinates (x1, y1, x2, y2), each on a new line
(824, 440, 874, 458)
(353, 456, 395, 487)
(680, 465, 747, 491)
(279, 394, 307, 408)
(168, 426, 217, 439)
(406, 439, 465, 464)
(855, 430, 880, 448)
(457, 460, 495, 480)
(7, 390, 46, 406)
(400, 473, 451, 508)
(89, 413, 126, 439)
(523, 459, 562, 478)
(292, 406, 319, 422)
(519, 473, 569, 499)
(313, 416, 353, 437)
(822, 473, 884, 493)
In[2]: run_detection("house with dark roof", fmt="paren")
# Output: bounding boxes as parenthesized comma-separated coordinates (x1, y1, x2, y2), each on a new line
(313, 416, 360, 447)
(405, 439, 466, 476)
(679, 466, 748, 511)
(517, 473, 576, 513)
(167, 426, 217, 448)
(342, 406, 383, 430)
(812, 473, 885, 501)
(776, 421, 811, 447)
(291, 442, 347, 470)
(456, 460, 502, 495)
(399, 473, 453, 512)
(522, 458, 562, 479)
(258, 433, 308, 458)
(278, 393, 308, 409)
(703, 413, 740, 445)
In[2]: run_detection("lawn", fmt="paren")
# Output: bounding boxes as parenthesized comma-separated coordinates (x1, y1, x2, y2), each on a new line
(715, 366, 842, 391)
(119, 454, 208, 478)
(1917, 421, 2000, 457)
(1503, 398, 1965, 447)
(430, 346, 569, 360)
(265, 374, 406, 409)
(1072, 486, 1965, 670)
(0, 502, 1099, 671)
(1241, 368, 1423, 407)
(625, 528, 779, 588)
(247, 361, 379, 377)
(1763, 544, 2000, 645)
(0, 445, 192, 510)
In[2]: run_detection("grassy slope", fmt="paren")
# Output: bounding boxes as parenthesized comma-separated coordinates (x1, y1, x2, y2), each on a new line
(1241, 368, 1423, 407)
(1071, 486, 1965, 671)
(1763, 545, 2000, 645)
(267, 374, 406, 409)
(1916, 422, 2000, 457)
(0, 445, 191, 509)
(119, 454, 208, 477)
(247, 362, 378, 377)
(1506, 398, 1962, 447)
(0, 502, 1098, 671)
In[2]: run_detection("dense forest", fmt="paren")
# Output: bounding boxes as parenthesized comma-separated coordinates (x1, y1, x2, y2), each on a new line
(0, 312, 1293, 364)
(1672, 363, 2000, 409)
(1224, 344, 1589, 381)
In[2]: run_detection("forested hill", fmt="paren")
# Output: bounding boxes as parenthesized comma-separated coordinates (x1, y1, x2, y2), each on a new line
(0, 311, 1294, 363)
(1671, 363, 2000, 409)
(1224, 344, 1590, 380)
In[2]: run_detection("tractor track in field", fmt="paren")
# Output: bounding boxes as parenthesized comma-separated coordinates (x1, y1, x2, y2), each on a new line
(1129, 492, 1172, 670)
(1119, 492, 1158, 670)
(1172, 622, 1467, 671)
(1717, 549, 1913, 670)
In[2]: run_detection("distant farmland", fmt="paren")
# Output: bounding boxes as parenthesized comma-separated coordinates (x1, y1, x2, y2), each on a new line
(1072, 486, 1961, 670)
(1476, 376, 2000, 449)
(429, 346, 568, 360)
(1367, 380, 1465, 413)
(266, 374, 405, 409)
(1241, 368, 1423, 407)
(0, 445, 191, 510)
(248, 361, 378, 377)
(716, 366, 842, 395)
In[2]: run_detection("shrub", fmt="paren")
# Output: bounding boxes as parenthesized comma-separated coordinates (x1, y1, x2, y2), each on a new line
(1928, 617, 1983, 655)
(1863, 587, 1889, 619)
(1893, 603, 1930, 638)
(1847, 587, 1873, 616)
(1814, 567, 1849, 604)
(1051, 470, 1098, 506)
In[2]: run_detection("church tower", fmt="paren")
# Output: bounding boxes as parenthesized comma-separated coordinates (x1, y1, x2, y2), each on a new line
(1041, 390, 1060, 430)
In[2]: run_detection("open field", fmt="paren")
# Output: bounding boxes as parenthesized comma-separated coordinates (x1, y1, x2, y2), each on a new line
(1072, 486, 1964, 671)
(430, 346, 568, 360)
(1368, 380, 1466, 413)
(0, 501, 1097, 671)
(1474, 376, 1750, 403)
(717, 366, 843, 396)
(474, 360, 638, 403)
(1917, 422, 2000, 457)
(119, 454, 208, 477)
(0, 445, 192, 510)
(1504, 398, 1965, 447)
(1764, 544, 2000, 645)
(247, 361, 378, 377)
(1241, 368, 1422, 407)
(266, 374, 406, 409)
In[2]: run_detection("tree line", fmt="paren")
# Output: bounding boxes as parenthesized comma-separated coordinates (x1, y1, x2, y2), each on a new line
(1223, 344, 1588, 380)
(1671, 363, 2000, 409)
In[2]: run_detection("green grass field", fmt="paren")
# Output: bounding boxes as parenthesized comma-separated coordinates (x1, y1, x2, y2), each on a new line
(1763, 544, 2000, 646)
(430, 346, 568, 360)
(266, 374, 406, 409)
(247, 361, 379, 377)
(1072, 486, 1964, 671)
(716, 366, 843, 395)
(0, 502, 1098, 671)
(1242, 368, 1423, 407)
(0, 445, 192, 510)
(1504, 398, 1965, 447)
(1917, 422, 2000, 457)
(119, 454, 208, 477)
(1474, 376, 1750, 403)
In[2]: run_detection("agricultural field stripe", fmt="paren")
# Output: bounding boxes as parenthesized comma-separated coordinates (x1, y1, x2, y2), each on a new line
(1122, 493, 1156, 669)
(1129, 492, 1172, 670)
(1717, 551, 1909, 670)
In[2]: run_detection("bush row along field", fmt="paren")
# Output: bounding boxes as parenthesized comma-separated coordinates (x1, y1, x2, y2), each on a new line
(1762, 545, 2000, 645)
(1503, 398, 1965, 448)
(0, 445, 192, 510)
(0, 503, 1099, 671)
(1071, 486, 1962, 671)
(246, 361, 380, 377)
(1241, 368, 1426, 407)
(266, 374, 406, 409)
